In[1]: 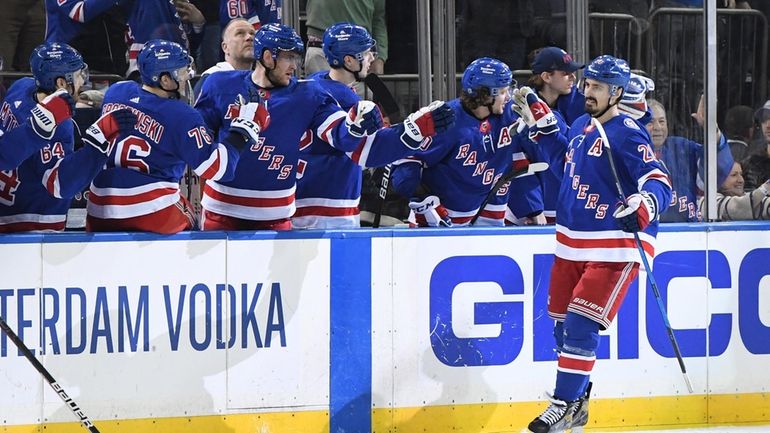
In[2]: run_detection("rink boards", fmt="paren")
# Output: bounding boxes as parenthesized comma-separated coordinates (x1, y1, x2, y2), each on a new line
(0, 223, 768, 433)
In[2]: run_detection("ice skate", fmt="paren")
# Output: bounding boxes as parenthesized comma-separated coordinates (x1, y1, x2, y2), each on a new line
(527, 382, 592, 433)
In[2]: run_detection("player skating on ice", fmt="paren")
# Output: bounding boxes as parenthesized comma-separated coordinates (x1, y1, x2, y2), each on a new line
(522, 55, 672, 433)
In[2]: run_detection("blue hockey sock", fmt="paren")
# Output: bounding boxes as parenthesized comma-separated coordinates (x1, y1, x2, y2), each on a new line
(554, 313, 600, 402)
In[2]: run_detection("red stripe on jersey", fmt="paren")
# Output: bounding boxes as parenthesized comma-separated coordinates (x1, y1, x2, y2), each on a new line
(556, 232, 654, 256)
(558, 353, 596, 374)
(88, 187, 178, 206)
(46, 167, 59, 196)
(450, 215, 473, 225)
(299, 129, 312, 150)
(349, 138, 367, 164)
(203, 184, 295, 207)
(199, 157, 221, 180)
(293, 205, 359, 217)
(0, 220, 66, 233)
(480, 209, 505, 220)
(321, 118, 343, 144)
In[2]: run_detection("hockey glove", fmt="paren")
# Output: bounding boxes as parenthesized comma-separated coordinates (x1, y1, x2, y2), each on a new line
(613, 191, 657, 233)
(346, 100, 383, 138)
(400, 101, 455, 150)
(227, 102, 270, 151)
(83, 109, 137, 154)
(515, 87, 559, 141)
(29, 89, 76, 140)
(409, 195, 452, 227)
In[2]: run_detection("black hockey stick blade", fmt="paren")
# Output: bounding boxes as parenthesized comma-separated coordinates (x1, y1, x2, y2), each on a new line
(0, 315, 101, 432)
(470, 162, 549, 226)
(364, 73, 403, 122)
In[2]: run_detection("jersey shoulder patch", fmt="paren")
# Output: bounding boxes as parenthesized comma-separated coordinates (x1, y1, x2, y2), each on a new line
(623, 117, 640, 130)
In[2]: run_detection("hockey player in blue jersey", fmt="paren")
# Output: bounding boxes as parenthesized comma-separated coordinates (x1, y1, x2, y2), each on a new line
(390, 57, 544, 227)
(0, 42, 135, 232)
(509, 47, 585, 224)
(195, 23, 454, 230)
(86, 39, 268, 234)
(292, 22, 376, 228)
(521, 55, 672, 433)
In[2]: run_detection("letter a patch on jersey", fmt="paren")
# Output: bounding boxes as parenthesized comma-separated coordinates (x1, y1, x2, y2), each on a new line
(587, 137, 603, 157)
(497, 125, 513, 148)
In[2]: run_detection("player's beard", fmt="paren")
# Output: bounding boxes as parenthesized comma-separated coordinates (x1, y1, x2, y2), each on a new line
(585, 97, 604, 116)
(266, 68, 290, 87)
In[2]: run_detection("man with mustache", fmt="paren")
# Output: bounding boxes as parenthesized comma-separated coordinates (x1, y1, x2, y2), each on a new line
(517, 55, 672, 433)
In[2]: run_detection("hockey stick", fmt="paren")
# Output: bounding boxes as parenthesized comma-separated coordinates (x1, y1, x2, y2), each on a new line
(364, 73, 403, 228)
(591, 117, 693, 393)
(469, 162, 549, 226)
(0, 315, 101, 432)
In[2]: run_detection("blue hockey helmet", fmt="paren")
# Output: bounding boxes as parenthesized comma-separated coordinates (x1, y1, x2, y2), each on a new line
(583, 55, 631, 94)
(619, 73, 655, 121)
(253, 23, 304, 61)
(323, 22, 376, 67)
(462, 57, 513, 97)
(29, 42, 86, 91)
(137, 39, 192, 87)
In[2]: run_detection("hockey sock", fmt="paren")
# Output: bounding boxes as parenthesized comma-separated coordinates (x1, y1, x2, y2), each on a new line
(553, 320, 564, 353)
(554, 312, 600, 402)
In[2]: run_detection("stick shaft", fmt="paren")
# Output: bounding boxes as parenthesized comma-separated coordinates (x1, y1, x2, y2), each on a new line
(0, 316, 101, 432)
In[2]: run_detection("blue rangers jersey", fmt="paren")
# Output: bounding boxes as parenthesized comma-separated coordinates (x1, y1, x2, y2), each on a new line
(509, 107, 571, 223)
(45, 0, 124, 43)
(195, 71, 379, 222)
(0, 92, 66, 170)
(219, 0, 281, 28)
(656, 135, 733, 223)
(556, 113, 672, 264)
(89, 81, 240, 221)
(295, 71, 422, 228)
(294, 71, 362, 228)
(391, 98, 543, 227)
(125, 0, 198, 75)
(556, 86, 586, 127)
(0, 78, 108, 232)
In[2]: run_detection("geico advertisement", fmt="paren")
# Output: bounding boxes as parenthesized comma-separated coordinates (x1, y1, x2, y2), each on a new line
(0, 238, 331, 423)
(372, 231, 770, 409)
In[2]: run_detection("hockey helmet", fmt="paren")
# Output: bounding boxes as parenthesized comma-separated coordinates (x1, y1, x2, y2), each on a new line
(137, 39, 192, 87)
(583, 55, 631, 94)
(29, 42, 87, 92)
(462, 57, 513, 97)
(619, 73, 655, 120)
(253, 23, 304, 62)
(323, 22, 376, 67)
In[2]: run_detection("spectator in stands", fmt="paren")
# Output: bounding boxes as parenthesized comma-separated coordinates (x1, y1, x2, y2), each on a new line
(0, 0, 45, 71)
(646, 98, 734, 222)
(193, 18, 255, 98)
(697, 162, 770, 220)
(754, 99, 770, 149)
(44, 0, 129, 74)
(724, 105, 757, 162)
(219, 0, 280, 30)
(191, 0, 219, 72)
(304, 0, 387, 75)
(742, 100, 770, 191)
